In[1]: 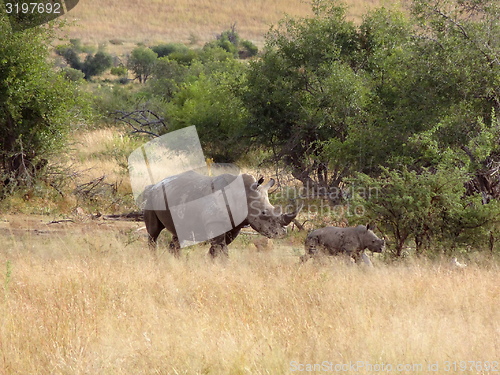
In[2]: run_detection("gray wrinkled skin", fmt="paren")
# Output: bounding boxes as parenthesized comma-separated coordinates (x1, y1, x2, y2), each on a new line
(301, 224, 384, 264)
(143, 170, 301, 257)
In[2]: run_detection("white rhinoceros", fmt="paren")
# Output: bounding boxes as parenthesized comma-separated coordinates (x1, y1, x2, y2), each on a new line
(301, 224, 384, 265)
(143, 170, 302, 257)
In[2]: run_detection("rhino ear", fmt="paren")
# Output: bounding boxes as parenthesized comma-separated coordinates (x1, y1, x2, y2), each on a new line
(257, 176, 264, 186)
(366, 223, 376, 231)
(261, 178, 275, 192)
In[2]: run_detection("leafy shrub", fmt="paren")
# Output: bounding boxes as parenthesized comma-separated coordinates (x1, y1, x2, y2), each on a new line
(349, 167, 500, 257)
(168, 49, 199, 65)
(240, 39, 258, 57)
(127, 47, 158, 83)
(81, 51, 113, 79)
(56, 44, 113, 80)
(199, 45, 234, 63)
(166, 66, 248, 161)
(204, 39, 237, 56)
(203, 27, 240, 57)
(55, 45, 82, 70)
(151, 43, 189, 58)
(0, 16, 91, 195)
(110, 66, 128, 77)
(62, 67, 85, 81)
(69, 38, 82, 52)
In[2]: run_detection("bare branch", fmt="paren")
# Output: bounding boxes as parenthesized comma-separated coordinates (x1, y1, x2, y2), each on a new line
(112, 109, 168, 137)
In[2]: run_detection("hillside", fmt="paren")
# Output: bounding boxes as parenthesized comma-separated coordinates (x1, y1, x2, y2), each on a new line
(61, 0, 384, 45)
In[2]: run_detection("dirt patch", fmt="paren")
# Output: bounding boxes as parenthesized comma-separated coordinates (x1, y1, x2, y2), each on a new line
(0, 213, 146, 239)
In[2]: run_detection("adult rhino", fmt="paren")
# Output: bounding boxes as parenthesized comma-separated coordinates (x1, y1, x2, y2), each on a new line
(301, 224, 384, 266)
(143, 170, 302, 257)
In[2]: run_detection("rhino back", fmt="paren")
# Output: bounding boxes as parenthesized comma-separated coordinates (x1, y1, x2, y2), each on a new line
(145, 171, 251, 235)
(307, 226, 367, 254)
(307, 227, 345, 254)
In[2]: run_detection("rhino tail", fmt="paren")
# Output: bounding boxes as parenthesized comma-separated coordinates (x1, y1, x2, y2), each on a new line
(138, 184, 154, 210)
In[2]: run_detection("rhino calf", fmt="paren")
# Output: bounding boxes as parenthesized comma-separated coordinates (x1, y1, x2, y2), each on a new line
(301, 224, 384, 265)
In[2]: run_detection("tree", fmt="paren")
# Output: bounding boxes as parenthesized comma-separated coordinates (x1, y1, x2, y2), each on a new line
(127, 47, 158, 83)
(56, 41, 113, 80)
(81, 51, 113, 79)
(165, 62, 249, 162)
(244, 0, 367, 192)
(350, 167, 500, 257)
(0, 14, 89, 194)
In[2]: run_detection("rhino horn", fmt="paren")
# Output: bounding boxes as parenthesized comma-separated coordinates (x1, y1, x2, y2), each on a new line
(281, 202, 304, 225)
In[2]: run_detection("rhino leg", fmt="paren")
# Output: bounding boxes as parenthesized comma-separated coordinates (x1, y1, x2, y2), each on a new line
(144, 210, 165, 250)
(301, 235, 320, 262)
(168, 235, 181, 258)
(209, 235, 229, 258)
(225, 227, 241, 246)
(360, 252, 374, 267)
(351, 251, 374, 267)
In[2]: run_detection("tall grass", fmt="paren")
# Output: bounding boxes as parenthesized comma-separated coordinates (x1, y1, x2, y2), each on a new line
(61, 0, 383, 44)
(1, 226, 499, 374)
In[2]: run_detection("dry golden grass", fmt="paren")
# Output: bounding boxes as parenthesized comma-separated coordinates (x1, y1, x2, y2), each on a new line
(70, 127, 131, 182)
(1, 223, 499, 374)
(61, 0, 385, 46)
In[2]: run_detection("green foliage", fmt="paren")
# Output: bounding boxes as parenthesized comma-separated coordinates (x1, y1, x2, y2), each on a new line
(349, 167, 500, 257)
(82, 51, 113, 79)
(151, 43, 190, 58)
(353, 0, 500, 174)
(240, 39, 258, 57)
(0, 14, 90, 194)
(146, 48, 238, 100)
(244, 0, 366, 187)
(92, 84, 157, 120)
(62, 66, 85, 82)
(147, 57, 192, 99)
(166, 66, 248, 161)
(55, 44, 82, 70)
(110, 65, 128, 77)
(203, 27, 258, 59)
(204, 28, 240, 57)
(199, 45, 234, 64)
(242, 0, 500, 209)
(127, 47, 158, 83)
(56, 43, 113, 80)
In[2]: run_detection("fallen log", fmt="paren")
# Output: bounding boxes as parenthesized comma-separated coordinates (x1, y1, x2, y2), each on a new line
(100, 212, 144, 222)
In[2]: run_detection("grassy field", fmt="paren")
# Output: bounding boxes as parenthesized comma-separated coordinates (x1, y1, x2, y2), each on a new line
(0, 224, 498, 374)
(61, 0, 384, 46)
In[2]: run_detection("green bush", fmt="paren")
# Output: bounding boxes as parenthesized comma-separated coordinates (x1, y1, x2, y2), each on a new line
(82, 51, 113, 79)
(168, 49, 199, 66)
(349, 167, 500, 257)
(203, 28, 240, 57)
(55, 45, 82, 71)
(55, 45, 113, 80)
(199, 45, 234, 63)
(110, 66, 128, 77)
(62, 67, 85, 81)
(127, 47, 158, 83)
(69, 38, 82, 52)
(0, 14, 91, 195)
(166, 66, 248, 161)
(240, 39, 258, 57)
(151, 43, 189, 58)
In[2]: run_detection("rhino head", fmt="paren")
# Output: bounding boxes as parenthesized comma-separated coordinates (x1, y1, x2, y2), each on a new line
(244, 175, 302, 238)
(362, 223, 385, 253)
